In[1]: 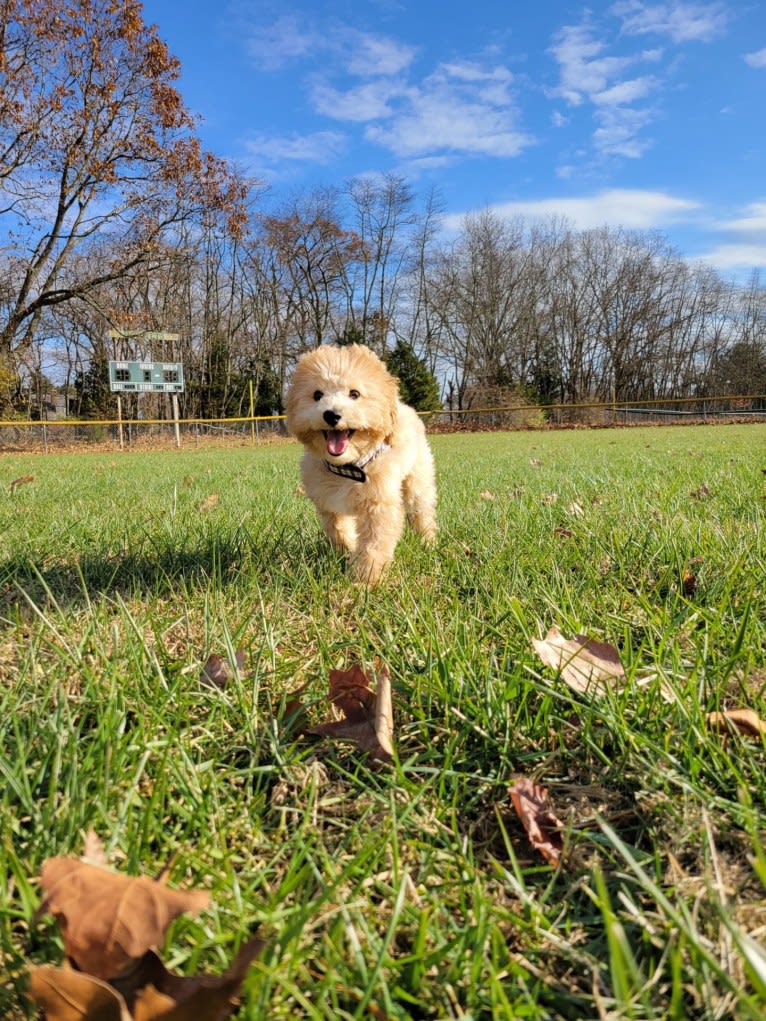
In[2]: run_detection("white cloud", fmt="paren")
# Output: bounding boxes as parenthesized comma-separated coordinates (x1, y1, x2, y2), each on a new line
(695, 243, 766, 271)
(363, 63, 533, 159)
(745, 48, 766, 69)
(346, 33, 416, 77)
(244, 131, 346, 164)
(593, 105, 656, 157)
(612, 1, 728, 43)
(593, 75, 658, 105)
(549, 24, 638, 106)
(718, 202, 766, 234)
(246, 15, 317, 70)
(689, 202, 766, 272)
(548, 23, 662, 158)
(311, 80, 403, 122)
(443, 188, 700, 232)
(310, 58, 531, 161)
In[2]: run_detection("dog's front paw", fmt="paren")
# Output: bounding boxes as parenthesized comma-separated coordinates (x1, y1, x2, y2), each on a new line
(351, 551, 390, 586)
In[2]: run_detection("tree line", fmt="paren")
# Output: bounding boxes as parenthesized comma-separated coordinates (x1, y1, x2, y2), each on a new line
(2, 0, 765, 422)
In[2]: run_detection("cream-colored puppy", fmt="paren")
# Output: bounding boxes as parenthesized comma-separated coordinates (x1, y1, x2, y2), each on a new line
(286, 343, 437, 584)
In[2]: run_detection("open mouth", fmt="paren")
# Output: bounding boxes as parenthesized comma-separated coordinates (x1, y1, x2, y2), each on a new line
(323, 428, 355, 457)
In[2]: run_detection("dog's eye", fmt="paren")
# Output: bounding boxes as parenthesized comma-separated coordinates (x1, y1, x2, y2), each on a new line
(313, 390, 323, 401)
(349, 389, 360, 400)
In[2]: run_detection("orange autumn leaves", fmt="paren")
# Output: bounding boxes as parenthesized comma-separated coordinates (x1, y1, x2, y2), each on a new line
(28, 833, 263, 1021)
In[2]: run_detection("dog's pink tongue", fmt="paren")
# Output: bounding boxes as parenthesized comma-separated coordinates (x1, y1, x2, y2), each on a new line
(326, 430, 350, 457)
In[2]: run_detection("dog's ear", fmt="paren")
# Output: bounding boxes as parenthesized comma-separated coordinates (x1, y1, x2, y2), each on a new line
(382, 373, 400, 443)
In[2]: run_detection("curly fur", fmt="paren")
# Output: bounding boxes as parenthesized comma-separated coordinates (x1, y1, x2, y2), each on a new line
(286, 344, 437, 584)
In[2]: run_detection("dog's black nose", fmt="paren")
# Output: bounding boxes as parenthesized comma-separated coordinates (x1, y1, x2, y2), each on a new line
(323, 409, 341, 427)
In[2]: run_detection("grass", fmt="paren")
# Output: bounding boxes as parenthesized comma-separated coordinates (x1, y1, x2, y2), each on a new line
(1, 423, 766, 1019)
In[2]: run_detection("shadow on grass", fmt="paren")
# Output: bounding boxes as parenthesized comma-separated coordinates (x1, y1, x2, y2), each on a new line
(0, 521, 336, 612)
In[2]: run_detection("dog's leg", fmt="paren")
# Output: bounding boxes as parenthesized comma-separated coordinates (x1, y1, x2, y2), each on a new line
(403, 472, 438, 543)
(319, 512, 357, 554)
(351, 502, 405, 585)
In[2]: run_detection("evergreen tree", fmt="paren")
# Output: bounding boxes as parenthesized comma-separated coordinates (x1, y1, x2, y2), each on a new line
(74, 348, 112, 418)
(384, 340, 441, 412)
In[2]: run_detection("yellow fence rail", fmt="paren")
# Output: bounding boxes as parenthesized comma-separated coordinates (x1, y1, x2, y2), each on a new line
(1, 393, 766, 429)
(0, 394, 764, 453)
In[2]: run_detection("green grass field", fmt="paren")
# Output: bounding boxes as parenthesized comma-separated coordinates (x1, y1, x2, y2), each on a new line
(2, 424, 766, 1020)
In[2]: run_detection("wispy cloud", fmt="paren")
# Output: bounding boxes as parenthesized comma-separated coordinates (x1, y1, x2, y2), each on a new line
(362, 63, 533, 160)
(549, 24, 639, 106)
(612, 1, 729, 43)
(311, 79, 405, 122)
(444, 188, 700, 232)
(346, 33, 416, 77)
(696, 243, 766, 272)
(696, 202, 766, 273)
(745, 48, 766, 69)
(310, 53, 531, 161)
(548, 22, 661, 157)
(246, 14, 317, 71)
(244, 130, 346, 165)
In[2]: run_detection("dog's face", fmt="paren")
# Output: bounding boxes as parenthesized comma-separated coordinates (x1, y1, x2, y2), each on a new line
(286, 344, 399, 464)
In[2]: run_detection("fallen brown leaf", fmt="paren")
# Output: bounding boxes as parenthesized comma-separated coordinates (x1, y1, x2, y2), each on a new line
(707, 709, 766, 738)
(509, 778, 564, 866)
(198, 494, 219, 512)
(309, 663, 394, 762)
(200, 649, 246, 690)
(113, 937, 265, 1021)
(28, 964, 128, 1020)
(36, 858, 209, 979)
(532, 625, 625, 697)
(10, 474, 34, 491)
(690, 483, 712, 500)
(682, 571, 698, 596)
(28, 936, 264, 1021)
(81, 829, 109, 867)
(480, 491, 495, 501)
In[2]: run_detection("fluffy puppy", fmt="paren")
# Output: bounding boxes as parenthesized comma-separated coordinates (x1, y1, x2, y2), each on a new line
(286, 343, 437, 584)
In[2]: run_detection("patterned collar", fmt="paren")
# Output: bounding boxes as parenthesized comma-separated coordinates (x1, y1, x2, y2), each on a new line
(325, 442, 391, 483)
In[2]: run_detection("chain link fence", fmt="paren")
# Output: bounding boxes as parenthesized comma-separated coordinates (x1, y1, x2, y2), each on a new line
(1, 395, 765, 453)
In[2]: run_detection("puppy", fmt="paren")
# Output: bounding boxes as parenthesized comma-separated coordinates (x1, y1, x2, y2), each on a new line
(286, 343, 437, 584)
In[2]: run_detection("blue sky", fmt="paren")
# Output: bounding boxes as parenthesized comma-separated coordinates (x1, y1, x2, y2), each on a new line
(142, 0, 766, 280)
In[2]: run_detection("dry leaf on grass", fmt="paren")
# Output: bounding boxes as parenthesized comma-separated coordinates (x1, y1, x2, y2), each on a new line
(480, 491, 495, 501)
(707, 709, 766, 738)
(113, 939, 265, 1021)
(10, 474, 35, 491)
(28, 964, 129, 1021)
(198, 494, 219, 512)
(509, 778, 564, 867)
(200, 649, 246, 690)
(309, 663, 394, 763)
(35, 858, 209, 979)
(28, 937, 264, 1021)
(81, 829, 109, 866)
(691, 483, 712, 500)
(532, 625, 625, 697)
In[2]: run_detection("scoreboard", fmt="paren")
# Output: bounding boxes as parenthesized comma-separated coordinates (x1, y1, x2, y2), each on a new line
(108, 360, 185, 393)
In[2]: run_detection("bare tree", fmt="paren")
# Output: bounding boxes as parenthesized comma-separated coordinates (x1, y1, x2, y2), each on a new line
(0, 0, 247, 359)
